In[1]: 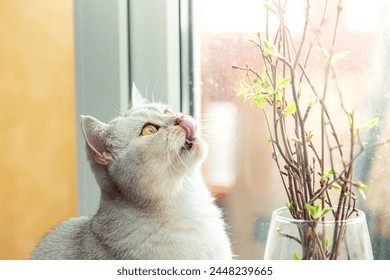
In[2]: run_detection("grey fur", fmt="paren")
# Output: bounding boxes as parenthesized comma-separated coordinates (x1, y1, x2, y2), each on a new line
(30, 89, 232, 260)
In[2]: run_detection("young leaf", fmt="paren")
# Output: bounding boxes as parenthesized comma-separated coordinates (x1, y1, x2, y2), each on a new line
(279, 76, 291, 85)
(358, 117, 379, 131)
(354, 181, 368, 200)
(322, 170, 333, 180)
(236, 88, 248, 97)
(331, 51, 350, 64)
(262, 39, 280, 57)
(324, 235, 330, 249)
(358, 188, 367, 200)
(319, 47, 330, 64)
(315, 204, 321, 215)
(358, 183, 368, 191)
(289, 136, 302, 144)
(320, 207, 332, 218)
(285, 202, 293, 210)
(240, 79, 249, 89)
(263, 1, 276, 13)
(347, 113, 353, 127)
(305, 131, 315, 142)
(245, 37, 258, 45)
(283, 102, 297, 116)
(293, 252, 299, 260)
(330, 183, 342, 193)
(253, 95, 266, 109)
(305, 204, 318, 218)
(298, 83, 304, 97)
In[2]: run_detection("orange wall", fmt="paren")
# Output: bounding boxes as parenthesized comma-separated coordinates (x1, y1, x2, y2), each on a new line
(0, 0, 77, 259)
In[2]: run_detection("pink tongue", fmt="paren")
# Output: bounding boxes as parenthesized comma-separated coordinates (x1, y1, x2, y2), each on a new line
(178, 119, 196, 141)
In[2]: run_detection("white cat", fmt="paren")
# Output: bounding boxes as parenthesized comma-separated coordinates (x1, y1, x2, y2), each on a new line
(30, 85, 233, 259)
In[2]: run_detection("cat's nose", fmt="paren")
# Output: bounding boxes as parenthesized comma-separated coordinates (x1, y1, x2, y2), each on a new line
(175, 117, 196, 141)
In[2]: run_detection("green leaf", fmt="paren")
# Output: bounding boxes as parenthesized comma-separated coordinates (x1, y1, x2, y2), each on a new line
(322, 170, 333, 180)
(289, 136, 302, 144)
(358, 183, 368, 191)
(324, 235, 329, 249)
(263, 1, 276, 13)
(240, 79, 249, 89)
(293, 252, 299, 260)
(322, 169, 339, 180)
(358, 117, 379, 131)
(319, 47, 330, 64)
(262, 39, 280, 57)
(285, 202, 292, 210)
(305, 131, 315, 142)
(330, 183, 342, 193)
(305, 204, 318, 218)
(277, 76, 291, 87)
(315, 204, 321, 214)
(347, 113, 353, 127)
(358, 188, 367, 200)
(245, 37, 258, 45)
(275, 76, 291, 96)
(331, 51, 350, 64)
(236, 88, 248, 97)
(250, 94, 267, 109)
(283, 102, 297, 116)
(236, 80, 249, 97)
(298, 84, 304, 97)
(320, 207, 333, 218)
(355, 182, 368, 200)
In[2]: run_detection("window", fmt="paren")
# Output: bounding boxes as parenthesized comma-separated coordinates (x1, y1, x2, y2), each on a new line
(75, 0, 390, 260)
(196, 0, 390, 259)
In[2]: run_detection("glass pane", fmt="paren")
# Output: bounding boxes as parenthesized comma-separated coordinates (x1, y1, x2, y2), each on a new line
(196, 0, 390, 259)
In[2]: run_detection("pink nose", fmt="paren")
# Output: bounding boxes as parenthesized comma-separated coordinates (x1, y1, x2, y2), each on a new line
(178, 119, 196, 141)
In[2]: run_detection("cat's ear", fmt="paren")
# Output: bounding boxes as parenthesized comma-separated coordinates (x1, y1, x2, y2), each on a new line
(130, 82, 146, 108)
(80, 115, 113, 165)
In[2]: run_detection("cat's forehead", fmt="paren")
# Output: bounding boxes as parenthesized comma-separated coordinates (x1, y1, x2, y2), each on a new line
(129, 103, 167, 116)
(125, 102, 170, 119)
(109, 103, 173, 127)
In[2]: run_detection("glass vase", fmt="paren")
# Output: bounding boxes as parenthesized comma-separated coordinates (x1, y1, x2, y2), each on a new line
(264, 207, 373, 260)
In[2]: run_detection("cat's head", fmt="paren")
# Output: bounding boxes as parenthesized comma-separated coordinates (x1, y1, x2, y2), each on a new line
(80, 84, 207, 200)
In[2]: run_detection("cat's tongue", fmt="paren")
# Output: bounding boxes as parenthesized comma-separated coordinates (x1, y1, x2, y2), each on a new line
(178, 119, 196, 141)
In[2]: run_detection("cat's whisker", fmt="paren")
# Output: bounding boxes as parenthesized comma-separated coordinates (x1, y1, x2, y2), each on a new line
(113, 105, 122, 116)
(165, 141, 186, 177)
(145, 82, 150, 102)
(165, 151, 177, 180)
(200, 127, 212, 139)
(151, 81, 157, 103)
(176, 152, 192, 174)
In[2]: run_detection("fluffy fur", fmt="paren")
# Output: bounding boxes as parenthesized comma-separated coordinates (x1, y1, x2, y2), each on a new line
(30, 86, 232, 260)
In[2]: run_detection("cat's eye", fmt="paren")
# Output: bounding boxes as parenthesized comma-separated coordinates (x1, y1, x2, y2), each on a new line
(141, 124, 159, 136)
(164, 109, 175, 116)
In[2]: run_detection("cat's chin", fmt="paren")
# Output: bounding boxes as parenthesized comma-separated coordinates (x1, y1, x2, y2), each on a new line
(179, 137, 207, 162)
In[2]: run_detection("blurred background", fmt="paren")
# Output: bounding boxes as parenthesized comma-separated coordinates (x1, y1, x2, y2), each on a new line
(1, 0, 390, 259)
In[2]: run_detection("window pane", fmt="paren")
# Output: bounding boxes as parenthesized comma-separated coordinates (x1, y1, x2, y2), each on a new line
(197, 0, 390, 259)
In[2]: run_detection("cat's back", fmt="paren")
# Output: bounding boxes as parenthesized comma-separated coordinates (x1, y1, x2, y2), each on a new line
(30, 216, 91, 259)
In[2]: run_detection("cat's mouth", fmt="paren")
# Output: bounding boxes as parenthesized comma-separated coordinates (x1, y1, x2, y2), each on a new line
(183, 140, 193, 150)
(178, 119, 196, 151)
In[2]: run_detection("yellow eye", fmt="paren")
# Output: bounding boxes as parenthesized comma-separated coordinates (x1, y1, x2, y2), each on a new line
(141, 124, 159, 136)
(164, 109, 175, 116)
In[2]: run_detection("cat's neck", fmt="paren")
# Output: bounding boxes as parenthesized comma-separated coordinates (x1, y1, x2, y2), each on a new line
(92, 160, 209, 213)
